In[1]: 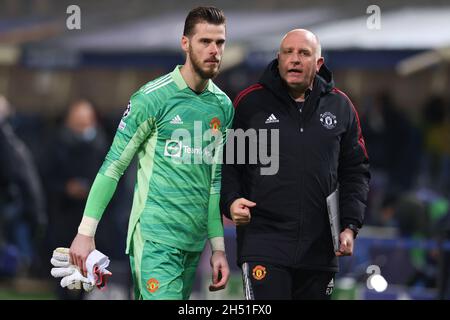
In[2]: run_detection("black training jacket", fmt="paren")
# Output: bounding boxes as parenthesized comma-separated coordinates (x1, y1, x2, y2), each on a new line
(220, 59, 370, 271)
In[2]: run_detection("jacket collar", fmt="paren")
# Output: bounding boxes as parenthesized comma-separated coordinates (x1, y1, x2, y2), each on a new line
(259, 59, 335, 120)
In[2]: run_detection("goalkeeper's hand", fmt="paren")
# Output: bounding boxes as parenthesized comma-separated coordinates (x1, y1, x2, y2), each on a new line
(50, 247, 94, 292)
(209, 250, 229, 292)
(70, 233, 95, 277)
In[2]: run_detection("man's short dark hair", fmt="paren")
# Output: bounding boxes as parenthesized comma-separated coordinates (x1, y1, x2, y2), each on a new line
(183, 6, 226, 37)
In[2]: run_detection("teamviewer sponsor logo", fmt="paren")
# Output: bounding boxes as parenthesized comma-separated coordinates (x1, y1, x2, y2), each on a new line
(164, 140, 182, 158)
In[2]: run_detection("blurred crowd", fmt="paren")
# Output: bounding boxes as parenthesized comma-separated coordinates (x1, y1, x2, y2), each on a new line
(0, 87, 449, 298)
(346, 91, 449, 299)
(358, 92, 450, 298)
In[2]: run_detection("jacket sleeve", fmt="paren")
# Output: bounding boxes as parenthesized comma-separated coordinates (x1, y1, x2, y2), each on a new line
(338, 98, 370, 229)
(219, 99, 247, 220)
(0, 122, 47, 231)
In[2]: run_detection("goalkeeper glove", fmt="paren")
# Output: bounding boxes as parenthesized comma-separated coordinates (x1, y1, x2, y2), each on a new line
(50, 247, 94, 292)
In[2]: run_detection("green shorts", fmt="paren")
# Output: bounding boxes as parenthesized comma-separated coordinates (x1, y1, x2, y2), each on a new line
(129, 222, 202, 300)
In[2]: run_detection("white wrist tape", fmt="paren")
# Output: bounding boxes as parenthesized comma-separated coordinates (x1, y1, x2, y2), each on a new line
(209, 237, 225, 252)
(78, 216, 99, 237)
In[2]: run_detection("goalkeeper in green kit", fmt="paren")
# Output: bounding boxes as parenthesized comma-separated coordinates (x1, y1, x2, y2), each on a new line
(67, 7, 234, 299)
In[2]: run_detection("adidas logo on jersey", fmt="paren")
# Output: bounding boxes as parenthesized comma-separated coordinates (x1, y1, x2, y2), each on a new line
(265, 114, 279, 124)
(170, 115, 183, 125)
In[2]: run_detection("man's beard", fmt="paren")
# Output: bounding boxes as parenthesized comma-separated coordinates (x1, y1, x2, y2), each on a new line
(189, 47, 221, 80)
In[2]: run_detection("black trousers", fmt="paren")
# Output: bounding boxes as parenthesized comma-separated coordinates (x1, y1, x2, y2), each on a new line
(241, 262, 335, 300)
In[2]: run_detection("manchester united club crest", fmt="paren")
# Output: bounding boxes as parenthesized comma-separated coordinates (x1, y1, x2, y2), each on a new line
(252, 265, 267, 280)
(320, 111, 337, 129)
(209, 117, 221, 133)
(320, 112, 337, 129)
(146, 278, 159, 293)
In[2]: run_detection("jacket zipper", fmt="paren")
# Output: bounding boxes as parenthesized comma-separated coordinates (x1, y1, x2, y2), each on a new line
(299, 108, 304, 132)
(296, 103, 304, 264)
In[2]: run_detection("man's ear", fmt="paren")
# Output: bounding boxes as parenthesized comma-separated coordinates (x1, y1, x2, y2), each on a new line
(316, 57, 324, 72)
(181, 35, 189, 53)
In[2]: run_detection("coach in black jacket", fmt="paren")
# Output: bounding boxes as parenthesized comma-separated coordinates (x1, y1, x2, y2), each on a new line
(220, 29, 370, 300)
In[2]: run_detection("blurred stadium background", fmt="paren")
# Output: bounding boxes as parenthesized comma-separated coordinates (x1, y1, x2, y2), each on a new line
(0, 0, 449, 300)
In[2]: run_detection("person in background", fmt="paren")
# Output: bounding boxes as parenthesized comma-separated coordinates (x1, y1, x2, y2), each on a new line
(45, 99, 108, 299)
(0, 95, 47, 277)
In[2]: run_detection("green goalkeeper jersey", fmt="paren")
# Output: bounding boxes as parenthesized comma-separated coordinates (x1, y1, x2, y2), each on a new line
(95, 66, 234, 253)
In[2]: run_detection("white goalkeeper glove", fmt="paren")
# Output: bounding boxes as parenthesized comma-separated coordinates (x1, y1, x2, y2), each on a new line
(50, 247, 94, 292)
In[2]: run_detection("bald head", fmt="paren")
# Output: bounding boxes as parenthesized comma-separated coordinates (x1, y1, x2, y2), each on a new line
(277, 28, 324, 100)
(280, 29, 321, 59)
